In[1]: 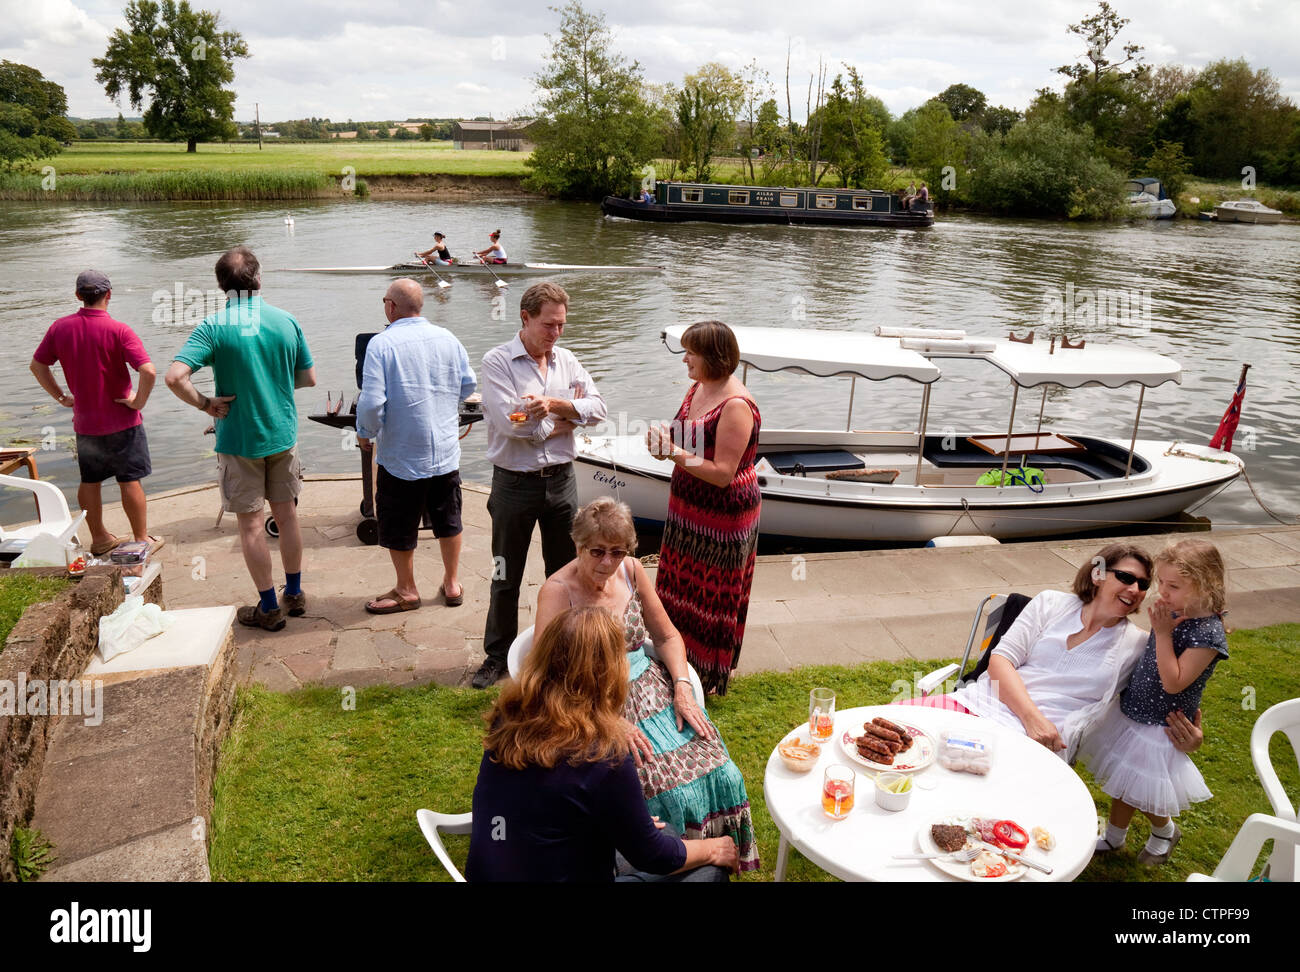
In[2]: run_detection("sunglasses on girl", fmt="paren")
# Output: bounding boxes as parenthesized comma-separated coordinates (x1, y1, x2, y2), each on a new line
(585, 546, 628, 561)
(1109, 567, 1151, 591)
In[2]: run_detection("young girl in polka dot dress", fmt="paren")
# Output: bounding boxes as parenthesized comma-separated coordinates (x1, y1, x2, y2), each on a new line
(1081, 539, 1229, 866)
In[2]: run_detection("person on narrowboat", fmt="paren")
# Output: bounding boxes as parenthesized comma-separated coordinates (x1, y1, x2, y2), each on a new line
(638, 187, 655, 205)
(417, 232, 454, 265)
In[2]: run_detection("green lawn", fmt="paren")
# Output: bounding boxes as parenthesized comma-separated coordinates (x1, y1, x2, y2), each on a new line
(0, 574, 71, 652)
(51, 141, 531, 178)
(209, 623, 1300, 882)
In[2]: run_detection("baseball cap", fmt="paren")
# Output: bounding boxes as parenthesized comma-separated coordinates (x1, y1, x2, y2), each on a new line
(75, 269, 112, 298)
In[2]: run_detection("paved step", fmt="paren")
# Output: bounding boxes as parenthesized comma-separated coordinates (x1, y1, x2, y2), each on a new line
(33, 605, 236, 882)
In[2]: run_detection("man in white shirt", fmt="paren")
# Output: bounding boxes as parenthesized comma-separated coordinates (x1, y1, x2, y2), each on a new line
(472, 282, 607, 688)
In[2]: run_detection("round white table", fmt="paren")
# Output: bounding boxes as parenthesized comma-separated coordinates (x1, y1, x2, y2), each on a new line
(764, 705, 1100, 882)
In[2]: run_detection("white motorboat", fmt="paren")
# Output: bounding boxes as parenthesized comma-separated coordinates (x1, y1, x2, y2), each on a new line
(1213, 199, 1283, 224)
(574, 326, 1244, 544)
(1125, 178, 1176, 219)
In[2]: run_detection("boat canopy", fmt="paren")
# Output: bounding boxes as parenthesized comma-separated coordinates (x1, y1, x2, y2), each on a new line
(663, 325, 1181, 389)
(1125, 177, 1167, 199)
(661, 324, 941, 384)
(908, 337, 1182, 389)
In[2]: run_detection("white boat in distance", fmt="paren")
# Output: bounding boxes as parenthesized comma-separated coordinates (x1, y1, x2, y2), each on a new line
(1213, 199, 1284, 224)
(574, 326, 1244, 544)
(281, 261, 664, 275)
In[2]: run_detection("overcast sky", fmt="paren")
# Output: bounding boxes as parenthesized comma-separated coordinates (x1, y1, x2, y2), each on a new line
(4, 0, 1297, 123)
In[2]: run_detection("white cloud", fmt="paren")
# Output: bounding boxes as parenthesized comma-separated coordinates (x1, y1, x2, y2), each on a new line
(3, 0, 1295, 121)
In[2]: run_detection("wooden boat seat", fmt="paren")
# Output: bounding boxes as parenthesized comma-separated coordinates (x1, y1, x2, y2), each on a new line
(758, 450, 866, 475)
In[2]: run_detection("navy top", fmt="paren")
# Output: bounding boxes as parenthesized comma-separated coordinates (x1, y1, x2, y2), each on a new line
(1120, 615, 1229, 724)
(466, 750, 687, 882)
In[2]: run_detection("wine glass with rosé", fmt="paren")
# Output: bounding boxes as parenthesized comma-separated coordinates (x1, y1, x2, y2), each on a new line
(809, 688, 835, 744)
(508, 398, 530, 426)
(822, 765, 855, 820)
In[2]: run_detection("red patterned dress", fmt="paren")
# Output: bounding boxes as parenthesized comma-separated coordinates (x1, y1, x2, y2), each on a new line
(654, 386, 762, 695)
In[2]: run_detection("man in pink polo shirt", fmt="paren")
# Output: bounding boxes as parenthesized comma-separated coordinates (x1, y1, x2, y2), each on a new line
(30, 270, 156, 555)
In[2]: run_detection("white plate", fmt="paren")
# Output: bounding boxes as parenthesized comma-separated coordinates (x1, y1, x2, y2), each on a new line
(917, 817, 1026, 882)
(839, 721, 936, 772)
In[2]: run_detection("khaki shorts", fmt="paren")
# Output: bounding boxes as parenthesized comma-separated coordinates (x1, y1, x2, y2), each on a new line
(218, 448, 303, 513)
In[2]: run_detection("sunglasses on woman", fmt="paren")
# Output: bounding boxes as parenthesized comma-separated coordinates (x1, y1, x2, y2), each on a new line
(585, 547, 628, 561)
(1109, 567, 1151, 591)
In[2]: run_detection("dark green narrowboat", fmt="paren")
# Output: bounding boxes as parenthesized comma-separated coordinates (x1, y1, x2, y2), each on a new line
(601, 180, 933, 227)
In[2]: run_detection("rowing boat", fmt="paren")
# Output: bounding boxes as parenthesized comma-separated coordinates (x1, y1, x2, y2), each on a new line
(282, 261, 665, 275)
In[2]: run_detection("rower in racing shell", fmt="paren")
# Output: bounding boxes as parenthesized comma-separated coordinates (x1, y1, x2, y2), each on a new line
(417, 232, 455, 265)
(474, 229, 507, 265)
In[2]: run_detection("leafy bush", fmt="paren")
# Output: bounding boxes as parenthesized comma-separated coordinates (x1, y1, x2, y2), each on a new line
(969, 115, 1125, 219)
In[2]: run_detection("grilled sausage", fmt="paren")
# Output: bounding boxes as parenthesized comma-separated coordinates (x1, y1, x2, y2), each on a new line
(863, 723, 902, 745)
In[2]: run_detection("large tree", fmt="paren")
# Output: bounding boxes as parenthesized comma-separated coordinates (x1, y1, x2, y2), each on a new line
(817, 67, 888, 189)
(0, 61, 72, 169)
(94, 0, 248, 152)
(524, 1, 658, 199)
(677, 62, 744, 182)
(1056, 1, 1147, 158)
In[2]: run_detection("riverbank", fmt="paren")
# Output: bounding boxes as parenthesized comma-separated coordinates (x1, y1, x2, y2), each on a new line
(0, 141, 533, 201)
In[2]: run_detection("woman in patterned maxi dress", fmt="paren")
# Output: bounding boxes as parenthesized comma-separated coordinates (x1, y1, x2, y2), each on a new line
(534, 498, 761, 872)
(647, 321, 761, 696)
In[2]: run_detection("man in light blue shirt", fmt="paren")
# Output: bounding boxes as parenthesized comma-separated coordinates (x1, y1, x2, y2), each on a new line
(356, 278, 476, 613)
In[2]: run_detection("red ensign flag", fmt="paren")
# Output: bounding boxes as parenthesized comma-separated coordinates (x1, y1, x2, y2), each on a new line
(1209, 365, 1249, 453)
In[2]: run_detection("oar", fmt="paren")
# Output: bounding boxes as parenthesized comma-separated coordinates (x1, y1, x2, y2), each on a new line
(477, 254, 509, 288)
(412, 251, 451, 289)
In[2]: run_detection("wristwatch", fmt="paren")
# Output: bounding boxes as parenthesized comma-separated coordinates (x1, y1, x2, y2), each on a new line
(197, 394, 210, 412)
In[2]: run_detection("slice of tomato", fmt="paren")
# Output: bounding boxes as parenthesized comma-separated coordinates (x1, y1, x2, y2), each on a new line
(993, 820, 1029, 850)
(981, 860, 1007, 878)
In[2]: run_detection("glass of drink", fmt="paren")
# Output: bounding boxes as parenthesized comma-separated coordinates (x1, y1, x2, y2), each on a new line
(809, 687, 835, 744)
(508, 398, 529, 425)
(822, 765, 855, 820)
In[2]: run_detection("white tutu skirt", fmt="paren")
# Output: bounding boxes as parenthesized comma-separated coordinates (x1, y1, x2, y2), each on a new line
(1080, 711, 1211, 818)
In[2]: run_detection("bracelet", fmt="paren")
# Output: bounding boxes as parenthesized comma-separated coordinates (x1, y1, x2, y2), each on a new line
(674, 677, 692, 687)
(197, 394, 209, 412)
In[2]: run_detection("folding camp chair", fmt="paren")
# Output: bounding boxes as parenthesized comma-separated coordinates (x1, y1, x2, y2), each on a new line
(915, 593, 1032, 697)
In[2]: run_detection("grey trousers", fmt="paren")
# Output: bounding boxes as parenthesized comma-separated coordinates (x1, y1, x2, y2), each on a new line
(482, 464, 578, 662)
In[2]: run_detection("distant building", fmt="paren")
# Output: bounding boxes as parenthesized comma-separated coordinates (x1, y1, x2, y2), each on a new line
(262, 130, 281, 138)
(451, 119, 537, 151)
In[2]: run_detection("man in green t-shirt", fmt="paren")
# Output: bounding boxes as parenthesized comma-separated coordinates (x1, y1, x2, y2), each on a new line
(165, 246, 317, 631)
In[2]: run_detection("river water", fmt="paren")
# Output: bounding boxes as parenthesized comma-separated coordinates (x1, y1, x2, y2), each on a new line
(1, 197, 1296, 542)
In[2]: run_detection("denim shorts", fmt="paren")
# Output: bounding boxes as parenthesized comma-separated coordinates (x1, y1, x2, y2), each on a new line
(76, 425, 151, 484)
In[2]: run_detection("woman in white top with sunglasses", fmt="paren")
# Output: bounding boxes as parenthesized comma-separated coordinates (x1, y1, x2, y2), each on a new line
(897, 543, 1203, 762)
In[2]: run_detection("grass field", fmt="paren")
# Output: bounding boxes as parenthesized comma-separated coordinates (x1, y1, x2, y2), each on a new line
(47, 141, 531, 178)
(209, 622, 1300, 882)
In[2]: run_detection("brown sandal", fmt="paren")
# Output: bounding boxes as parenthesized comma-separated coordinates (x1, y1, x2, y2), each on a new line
(365, 589, 421, 614)
(90, 534, 120, 557)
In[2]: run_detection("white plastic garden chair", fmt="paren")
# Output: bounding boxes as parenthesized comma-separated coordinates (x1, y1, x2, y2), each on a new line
(0, 472, 86, 545)
(506, 624, 705, 708)
(1250, 697, 1300, 881)
(415, 809, 472, 882)
(1186, 813, 1300, 882)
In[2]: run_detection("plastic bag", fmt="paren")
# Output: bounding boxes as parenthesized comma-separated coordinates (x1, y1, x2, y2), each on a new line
(98, 594, 172, 662)
(10, 532, 73, 569)
(939, 729, 994, 775)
